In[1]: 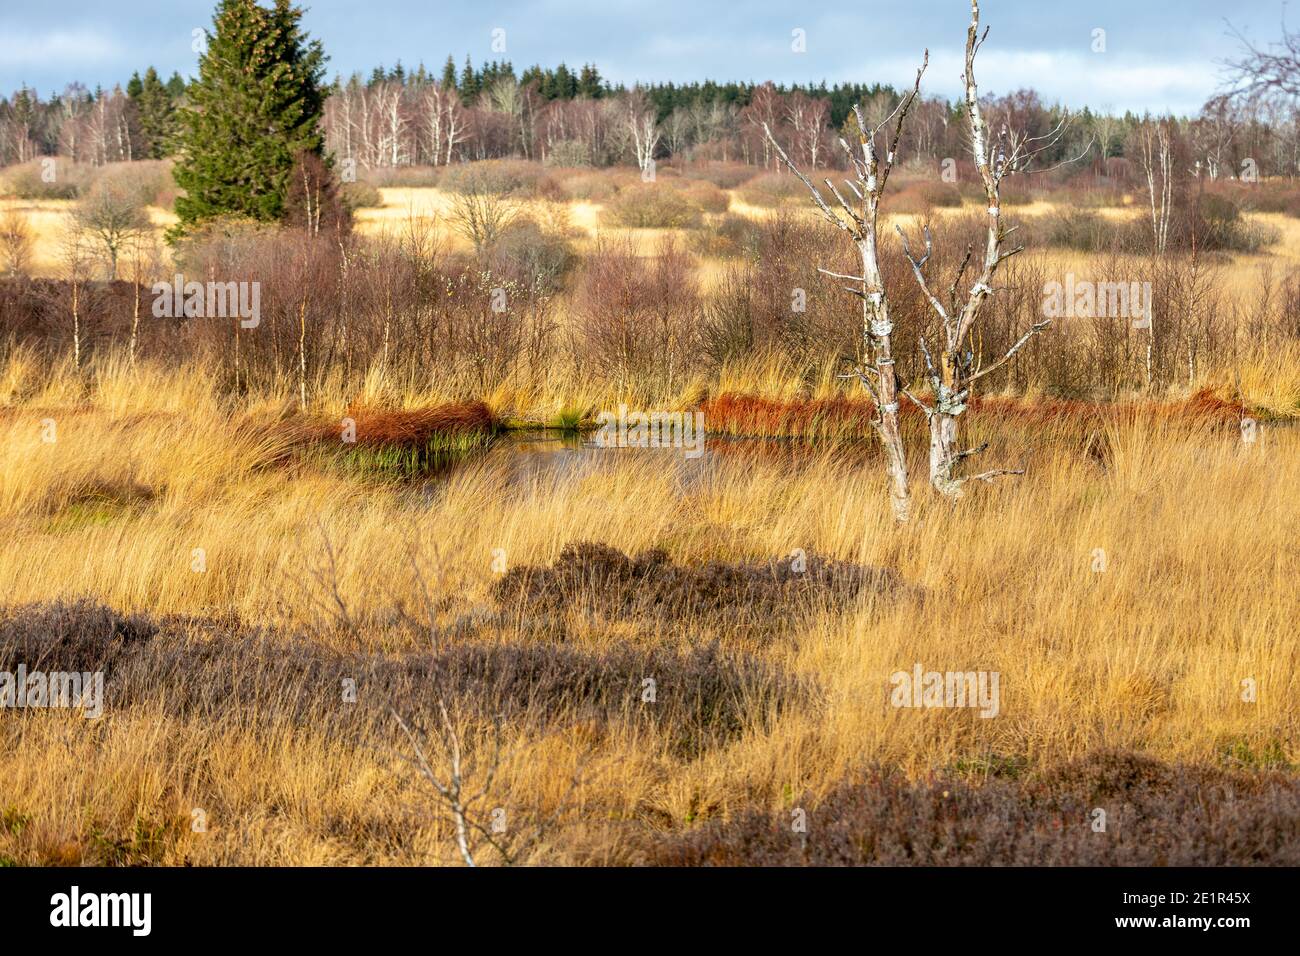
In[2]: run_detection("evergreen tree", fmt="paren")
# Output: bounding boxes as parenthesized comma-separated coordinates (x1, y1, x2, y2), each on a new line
(440, 55, 458, 91)
(459, 55, 478, 103)
(578, 64, 602, 98)
(171, 0, 327, 235)
(553, 63, 575, 99)
(134, 67, 176, 159)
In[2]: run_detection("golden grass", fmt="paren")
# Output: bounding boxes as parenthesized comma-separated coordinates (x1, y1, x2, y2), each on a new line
(0, 353, 1294, 864)
(0, 198, 176, 276)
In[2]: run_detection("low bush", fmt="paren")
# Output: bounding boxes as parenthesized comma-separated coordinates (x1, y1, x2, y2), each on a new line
(688, 212, 761, 259)
(673, 178, 729, 214)
(1045, 209, 1119, 252)
(489, 218, 576, 292)
(340, 181, 383, 210)
(736, 172, 807, 208)
(440, 159, 545, 197)
(551, 168, 631, 202)
(884, 179, 964, 215)
(2, 158, 97, 199)
(543, 140, 593, 168)
(600, 183, 704, 228)
(683, 162, 759, 190)
(358, 164, 442, 188)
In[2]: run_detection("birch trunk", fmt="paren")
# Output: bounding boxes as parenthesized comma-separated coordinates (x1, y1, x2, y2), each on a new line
(859, 236, 910, 522)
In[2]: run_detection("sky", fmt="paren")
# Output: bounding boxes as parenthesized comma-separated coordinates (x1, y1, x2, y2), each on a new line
(0, 0, 1292, 114)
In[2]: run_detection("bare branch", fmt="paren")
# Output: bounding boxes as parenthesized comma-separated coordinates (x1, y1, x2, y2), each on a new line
(967, 319, 1051, 384)
(896, 223, 951, 324)
(763, 122, 861, 237)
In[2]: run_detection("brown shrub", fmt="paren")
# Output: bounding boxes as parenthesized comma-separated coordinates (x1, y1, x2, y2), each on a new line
(1, 158, 97, 199)
(4, 602, 802, 759)
(701, 390, 1248, 442)
(688, 212, 761, 260)
(883, 180, 964, 215)
(0, 599, 157, 678)
(571, 236, 700, 390)
(493, 541, 903, 623)
(600, 183, 705, 228)
(643, 751, 1300, 865)
(683, 163, 759, 190)
(439, 159, 545, 197)
(698, 210, 855, 368)
(736, 172, 807, 208)
(358, 165, 442, 188)
(551, 168, 632, 202)
(671, 179, 729, 214)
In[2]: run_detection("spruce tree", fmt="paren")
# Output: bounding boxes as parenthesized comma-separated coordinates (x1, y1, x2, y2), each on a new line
(135, 68, 176, 159)
(459, 55, 478, 103)
(440, 56, 458, 92)
(578, 64, 603, 99)
(171, 0, 327, 235)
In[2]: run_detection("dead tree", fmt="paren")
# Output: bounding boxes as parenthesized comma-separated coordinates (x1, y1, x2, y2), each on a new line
(1136, 118, 1174, 387)
(763, 56, 929, 523)
(896, 0, 1078, 500)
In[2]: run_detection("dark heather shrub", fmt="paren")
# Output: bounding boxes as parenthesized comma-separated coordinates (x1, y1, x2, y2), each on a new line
(643, 751, 1300, 865)
(0, 599, 157, 677)
(493, 541, 903, 623)
(98, 620, 803, 758)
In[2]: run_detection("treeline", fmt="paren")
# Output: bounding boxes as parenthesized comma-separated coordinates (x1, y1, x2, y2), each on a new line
(0, 70, 185, 166)
(4, 58, 1299, 179)
(373, 56, 895, 126)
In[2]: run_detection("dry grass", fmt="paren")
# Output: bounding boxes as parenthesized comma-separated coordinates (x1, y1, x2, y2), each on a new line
(0, 352, 1295, 865)
(1, 162, 1297, 865)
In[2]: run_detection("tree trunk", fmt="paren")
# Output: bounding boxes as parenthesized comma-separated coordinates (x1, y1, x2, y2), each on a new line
(928, 410, 961, 499)
(860, 238, 911, 522)
(298, 296, 309, 412)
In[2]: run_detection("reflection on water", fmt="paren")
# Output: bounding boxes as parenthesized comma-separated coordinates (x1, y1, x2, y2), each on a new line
(395, 418, 1294, 506)
(406, 429, 882, 507)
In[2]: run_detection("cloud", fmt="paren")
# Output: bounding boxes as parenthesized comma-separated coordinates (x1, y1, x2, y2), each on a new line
(0, 28, 122, 69)
(864, 48, 1218, 115)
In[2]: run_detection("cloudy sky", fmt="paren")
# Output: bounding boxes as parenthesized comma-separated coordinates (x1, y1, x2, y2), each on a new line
(0, 0, 1290, 114)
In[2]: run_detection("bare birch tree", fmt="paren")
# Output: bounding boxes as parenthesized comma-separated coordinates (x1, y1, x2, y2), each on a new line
(125, 231, 159, 366)
(895, 0, 1078, 500)
(1138, 118, 1174, 254)
(763, 56, 929, 522)
(1136, 117, 1175, 387)
(72, 178, 148, 279)
(447, 184, 520, 265)
(626, 88, 661, 176)
(59, 222, 92, 369)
